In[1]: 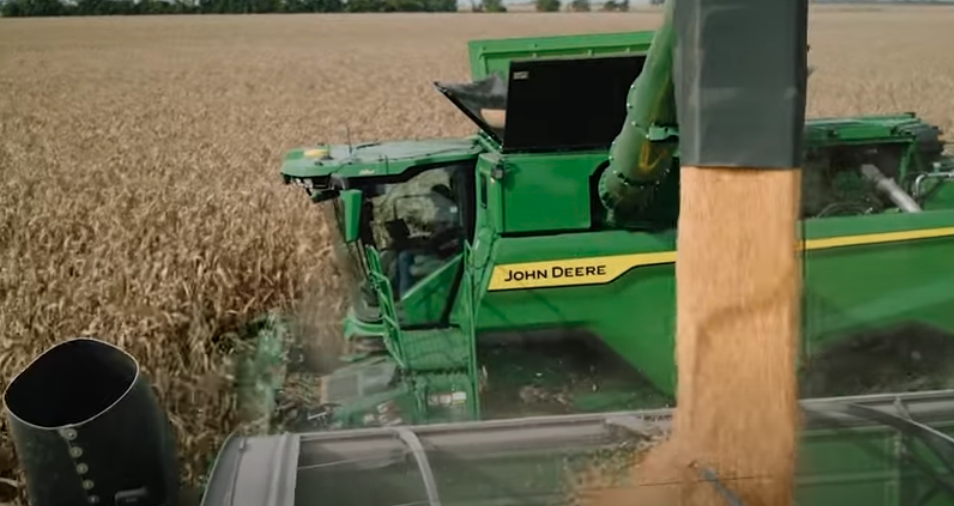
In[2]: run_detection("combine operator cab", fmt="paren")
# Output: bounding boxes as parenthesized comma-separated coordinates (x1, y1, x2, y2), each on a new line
(282, 140, 480, 356)
(358, 166, 466, 301)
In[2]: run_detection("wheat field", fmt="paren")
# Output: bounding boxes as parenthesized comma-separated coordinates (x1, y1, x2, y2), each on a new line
(1, 5, 954, 501)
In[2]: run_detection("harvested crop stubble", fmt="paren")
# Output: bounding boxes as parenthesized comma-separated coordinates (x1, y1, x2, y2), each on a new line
(2, 5, 954, 505)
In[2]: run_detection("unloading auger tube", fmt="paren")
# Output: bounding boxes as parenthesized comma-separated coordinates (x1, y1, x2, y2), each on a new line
(596, 0, 824, 224)
(596, 0, 676, 223)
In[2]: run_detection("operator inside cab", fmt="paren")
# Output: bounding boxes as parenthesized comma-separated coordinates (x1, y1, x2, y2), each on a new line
(385, 182, 462, 298)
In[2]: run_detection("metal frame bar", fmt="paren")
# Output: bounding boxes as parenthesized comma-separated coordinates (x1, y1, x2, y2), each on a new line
(394, 427, 444, 506)
(845, 398, 954, 506)
(693, 463, 749, 506)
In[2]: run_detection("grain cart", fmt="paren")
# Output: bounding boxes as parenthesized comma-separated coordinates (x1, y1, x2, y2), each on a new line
(280, 11, 954, 430)
(8, 339, 954, 506)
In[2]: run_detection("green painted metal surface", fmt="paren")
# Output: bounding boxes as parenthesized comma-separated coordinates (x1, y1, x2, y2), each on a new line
(282, 138, 482, 179)
(467, 30, 655, 81)
(278, 26, 954, 436)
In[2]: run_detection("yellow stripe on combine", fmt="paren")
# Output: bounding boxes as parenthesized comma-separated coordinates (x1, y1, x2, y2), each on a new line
(487, 226, 954, 292)
(802, 226, 954, 251)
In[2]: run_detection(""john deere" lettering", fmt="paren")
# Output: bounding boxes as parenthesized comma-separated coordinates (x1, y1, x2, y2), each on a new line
(502, 264, 608, 283)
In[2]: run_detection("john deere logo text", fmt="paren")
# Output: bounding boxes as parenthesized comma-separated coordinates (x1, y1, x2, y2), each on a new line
(486, 227, 954, 292)
(487, 254, 657, 291)
(503, 265, 607, 283)
(487, 252, 675, 291)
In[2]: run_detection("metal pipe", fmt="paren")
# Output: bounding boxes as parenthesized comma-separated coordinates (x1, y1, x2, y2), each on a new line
(860, 164, 922, 213)
(913, 170, 954, 199)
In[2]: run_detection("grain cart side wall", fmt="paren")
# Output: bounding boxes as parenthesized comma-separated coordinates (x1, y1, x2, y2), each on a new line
(467, 31, 655, 82)
(200, 390, 954, 506)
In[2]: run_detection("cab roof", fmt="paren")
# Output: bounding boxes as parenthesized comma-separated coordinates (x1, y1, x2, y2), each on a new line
(281, 137, 483, 180)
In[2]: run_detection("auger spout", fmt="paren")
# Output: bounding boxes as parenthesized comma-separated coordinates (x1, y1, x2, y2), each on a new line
(598, 0, 678, 224)
(4, 338, 180, 506)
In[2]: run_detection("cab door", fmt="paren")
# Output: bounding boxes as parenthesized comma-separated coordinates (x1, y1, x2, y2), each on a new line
(367, 161, 477, 328)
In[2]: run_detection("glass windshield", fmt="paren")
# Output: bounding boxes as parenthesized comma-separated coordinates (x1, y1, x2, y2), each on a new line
(366, 166, 464, 299)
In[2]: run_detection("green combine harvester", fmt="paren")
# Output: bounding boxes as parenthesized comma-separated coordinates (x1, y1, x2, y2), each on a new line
(6, 1, 954, 506)
(279, 20, 954, 428)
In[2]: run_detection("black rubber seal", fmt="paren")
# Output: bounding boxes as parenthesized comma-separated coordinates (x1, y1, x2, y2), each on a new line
(674, 0, 809, 169)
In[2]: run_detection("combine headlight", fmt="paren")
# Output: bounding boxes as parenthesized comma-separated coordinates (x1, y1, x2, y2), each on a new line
(295, 178, 315, 190)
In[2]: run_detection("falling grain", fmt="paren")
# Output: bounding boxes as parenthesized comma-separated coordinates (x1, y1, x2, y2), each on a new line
(576, 169, 801, 506)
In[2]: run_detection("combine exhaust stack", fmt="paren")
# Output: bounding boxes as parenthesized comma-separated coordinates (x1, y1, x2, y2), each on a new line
(4, 338, 180, 506)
